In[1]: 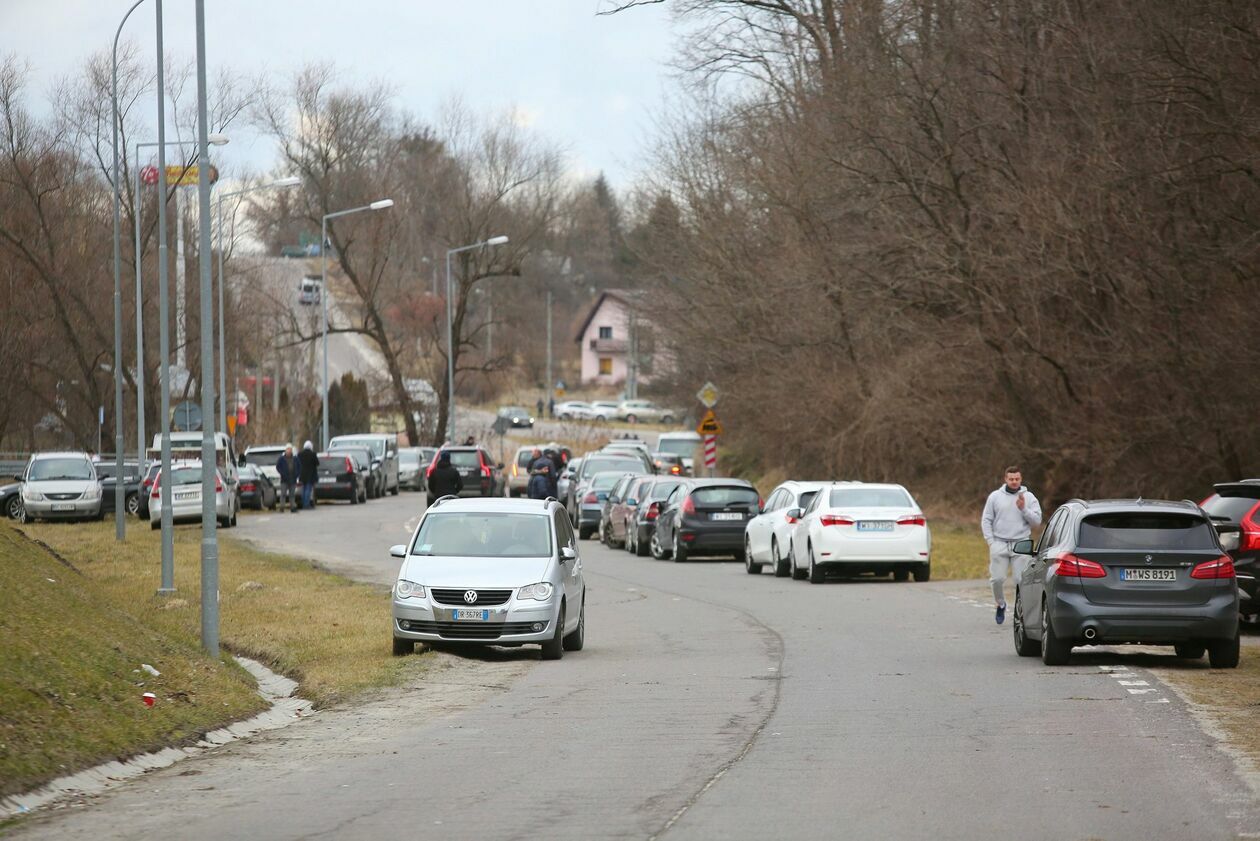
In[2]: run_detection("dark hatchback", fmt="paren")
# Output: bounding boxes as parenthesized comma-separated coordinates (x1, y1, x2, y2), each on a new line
(1200, 480, 1260, 620)
(425, 446, 506, 505)
(651, 479, 759, 563)
(1013, 499, 1239, 667)
(624, 476, 687, 557)
(237, 464, 278, 510)
(316, 452, 368, 503)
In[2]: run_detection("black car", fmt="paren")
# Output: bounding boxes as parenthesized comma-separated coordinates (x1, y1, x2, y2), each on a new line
(424, 446, 506, 505)
(624, 476, 686, 557)
(651, 479, 759, 563)
(1200, 480, 1260, 621)
(1012, 499, 1239, 667)
(329, 446, 380, 499)
(237, 464, 278, 510)
(316, 451, 368, 503)
(497, 405, 535, 428)
(96, 461, 144, 517)
(1, 481, 21, 520)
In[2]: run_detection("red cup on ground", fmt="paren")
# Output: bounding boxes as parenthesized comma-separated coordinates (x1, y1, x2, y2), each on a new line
(142, 692, 156, 707)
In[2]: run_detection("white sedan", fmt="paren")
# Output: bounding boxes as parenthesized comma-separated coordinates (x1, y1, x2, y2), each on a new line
(743, 480, 826, 577)
(554, 401, 596, 421)
(789, 483, 930, 584)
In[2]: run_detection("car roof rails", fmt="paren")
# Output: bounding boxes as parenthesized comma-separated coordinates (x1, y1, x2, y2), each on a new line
(431, 494, 459, 507)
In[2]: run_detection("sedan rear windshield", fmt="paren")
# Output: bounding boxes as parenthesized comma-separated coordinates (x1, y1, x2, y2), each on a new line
(1078, 513, 1218, 550)
(243, 451, 283, 467)
(412, 512, 551, 558)
(1201, 495, 1260, 524)
(656, 438, 699, 457)
(29, 458, 94, 481)
(331, 437, 385, 457)
(583, 457, 645, 476)
(445, 450, 483, 468)
(829, 488, 912, 508)
(692, 486, 758, 506)
(165, 467, 206, 486)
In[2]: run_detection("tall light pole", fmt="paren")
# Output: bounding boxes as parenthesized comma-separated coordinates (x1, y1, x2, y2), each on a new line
(155, 0, 178, 595)
(216, 176, 301, 432)
(134, 135, 228, 468)
(445, 235, 509, 443)
(111, 0, 147, 541)
(320, 199, 394, 449)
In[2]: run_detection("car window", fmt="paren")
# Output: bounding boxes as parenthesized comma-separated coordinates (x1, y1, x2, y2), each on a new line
(828, 487, 912, 507)
(164, 466, 205, 486)
(1039, 509, 1066, 551)
(692, 486, 758, 505)
(331, 437, 384, 458)
(796, 490, 819, 510)
(516, 450, 536, 467)
(1077, 513, 1218, 550)
(243, 450, 282, 468)
(582, 457, 646, 477)
(553, 508, 576, 548)
(1201, 494, 1260, 523)
(651, 480, 683, 501)
(29, 458, 94, 481)
(445, 450, 481, 468)
(804, 491, 824, 514)
(398, 451, 421, 467)
(656, 438, 699, 457)
(591, 472, 624, 491)
(411, 512, 551, 557)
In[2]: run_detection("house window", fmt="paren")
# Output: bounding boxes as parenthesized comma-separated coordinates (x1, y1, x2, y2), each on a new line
(598, 326, 613, 340)
(598, 357, 613, 376)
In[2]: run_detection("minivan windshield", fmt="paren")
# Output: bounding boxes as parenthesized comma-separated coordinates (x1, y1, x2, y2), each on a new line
(1079, 513, 1218, 550)
(829, 488, 912, 508)
(28, 458, 93, 481)
(411, 512, 551, 558)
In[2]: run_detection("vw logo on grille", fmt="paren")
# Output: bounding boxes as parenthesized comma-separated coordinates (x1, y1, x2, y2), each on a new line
(1144, 555, 1153, 565)
(463, 590, 479, 604)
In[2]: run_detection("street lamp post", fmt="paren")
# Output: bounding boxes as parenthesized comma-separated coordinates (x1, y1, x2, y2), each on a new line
(133, 135, 228, 469)
(444, 236, 509, 443)
(319, 199, 394, 449)
(215, 176, 301, 432)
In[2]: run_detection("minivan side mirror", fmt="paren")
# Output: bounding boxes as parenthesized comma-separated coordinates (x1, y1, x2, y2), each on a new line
(1013, 539, 1035, 555)
(389, 544, 407, 559)
(13, 474, 23, 482)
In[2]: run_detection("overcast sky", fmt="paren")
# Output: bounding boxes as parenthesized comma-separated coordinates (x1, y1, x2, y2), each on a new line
(1, 0, 682, 189)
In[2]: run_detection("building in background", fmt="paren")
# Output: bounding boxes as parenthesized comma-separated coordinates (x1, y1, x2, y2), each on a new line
(574, 290, 659, 390)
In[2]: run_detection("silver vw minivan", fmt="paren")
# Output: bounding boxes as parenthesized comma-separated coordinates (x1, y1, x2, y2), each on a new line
(390, 497, 586, 660)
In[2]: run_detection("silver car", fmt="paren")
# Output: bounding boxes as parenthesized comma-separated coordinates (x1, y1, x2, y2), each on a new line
(17, 451, 103, 522)
(148, 460, 238, 529)
(390, 497, 586, 660)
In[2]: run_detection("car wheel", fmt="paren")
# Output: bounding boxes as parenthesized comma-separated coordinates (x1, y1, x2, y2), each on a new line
(635, 529, 650, 557)
(912, 563, 931, 582)
(1207, 632, 1240, 669)
(772, 540, 790, 578)
(1040, 599, 1072, 666)
(1013, 591, 1039, 657)
(790, 542, 807, 580)
(808, 544, 826, 584)
(6, 495, 23, 520)
(661, 415, 674, 425)
(744, 538, 762, 574)
(893, 568, 910, 582)
(651, 529, 669, 560)
(673, 532, 688, 563)
(1174, 643, 1205, 659)
(563, 597, 585, 651)
(541, 604, 565, 660)
(392, 637, 414, 656)
(125, 493, 140, 516)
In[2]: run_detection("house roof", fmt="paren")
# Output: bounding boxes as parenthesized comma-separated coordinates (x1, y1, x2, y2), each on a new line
(573, 289, 647, 343)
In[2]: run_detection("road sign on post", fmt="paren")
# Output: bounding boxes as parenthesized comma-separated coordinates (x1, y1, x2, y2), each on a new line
(697, 409, 723, 436)
(696, 382, 720, 408)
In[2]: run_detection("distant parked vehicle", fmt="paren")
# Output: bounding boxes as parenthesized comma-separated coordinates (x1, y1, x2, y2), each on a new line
(590, 401, 621, 421)
(315, 451, 368, 504)
(651, 452, 684, 476)
(328, 433, 399, 496)
(508, 445, 540, 498)
(298, 275, 321, 305)
(96, 460, 145, 517)
(2, 481, 24, 520)
(136, 461, 160, 520)
(1199, 480, 1260, 621)
(148, 461, 237, 529)
(497, 405, 535, 428)
(242, 444, 289, 487)
(601, 474, 654, 548)
(1012, 498, 1239, 668)
(397, 447, 435, 492)
(623, 476, 687, 557)
(617, 400, 677, 425)
(655, 431, 702, 476)
(788, 483, 930, 584)
(16, 451, 103, 523)
(651, 479, 759, 563)
(558, 458, 582, 505)
(425, 446, 506, 505)
(554, 400, 596, 421)
(565, 451, 651, 524)
(327, 445, 379, 498)
(744, 480, 826, 577)
(573, 470, 633, 541)
(237, 464, 278, 510)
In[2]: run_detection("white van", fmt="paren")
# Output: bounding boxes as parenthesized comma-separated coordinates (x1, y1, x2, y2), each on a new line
(298, 275, 321, 305)
(150, 431, 239, 490)
(655, 431, 702, 476)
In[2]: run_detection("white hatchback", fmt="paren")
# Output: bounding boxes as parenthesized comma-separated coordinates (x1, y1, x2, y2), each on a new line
(789, 483, 931, 584)
(743, 480, 827, 577)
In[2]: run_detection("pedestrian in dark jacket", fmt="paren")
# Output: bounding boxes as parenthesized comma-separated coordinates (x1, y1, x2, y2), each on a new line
(527, 448, 550, 500)
(276, 445, 299, 512)
(427, 451, 463, 501)
(541, 448, 561, 498)
(298, 440, 320, 510)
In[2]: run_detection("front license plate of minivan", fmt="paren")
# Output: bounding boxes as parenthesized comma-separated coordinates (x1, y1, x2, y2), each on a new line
(454, 609, 489, 621)
(712, 512, 743, 521)
(1121, 568, 1176, 582)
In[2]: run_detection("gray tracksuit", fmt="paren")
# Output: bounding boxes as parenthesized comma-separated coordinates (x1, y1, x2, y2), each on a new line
(981, 485, 1043, 604)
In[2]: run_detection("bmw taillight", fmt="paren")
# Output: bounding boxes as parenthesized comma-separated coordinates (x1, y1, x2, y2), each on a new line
(682, 496, 696, 516)
(1191, 556, 1236, 579)
(820, 514, 854, 527)
(897, 515, 926, 526)
(646, 502, 660, 521)
(1050, 553, 1107, 578)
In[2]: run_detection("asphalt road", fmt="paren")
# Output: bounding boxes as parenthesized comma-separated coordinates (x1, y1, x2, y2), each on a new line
(14, 493, 1260, 840)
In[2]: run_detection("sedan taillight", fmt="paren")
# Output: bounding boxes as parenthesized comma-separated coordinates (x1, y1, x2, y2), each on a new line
(820, 514, 854, 527)
(897, 515, 926, 526)
(646, 502, 660, 521)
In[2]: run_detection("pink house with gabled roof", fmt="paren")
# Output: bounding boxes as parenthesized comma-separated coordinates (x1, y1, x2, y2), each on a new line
(574, 290, 658, 386)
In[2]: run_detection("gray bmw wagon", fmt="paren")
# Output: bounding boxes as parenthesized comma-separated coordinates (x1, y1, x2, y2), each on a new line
(1012, 499, 1239, 667)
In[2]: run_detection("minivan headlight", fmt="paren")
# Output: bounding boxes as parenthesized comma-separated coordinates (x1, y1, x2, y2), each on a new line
(517, 582, 553, 601)
(395, 579, 425, 599)
(82, 484, 101, 500)
(23, 489, 44, 502)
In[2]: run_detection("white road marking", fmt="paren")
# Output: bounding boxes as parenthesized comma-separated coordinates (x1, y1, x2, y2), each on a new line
(1118, 680, 1150, 686)
(1127, 688, 1159, 694)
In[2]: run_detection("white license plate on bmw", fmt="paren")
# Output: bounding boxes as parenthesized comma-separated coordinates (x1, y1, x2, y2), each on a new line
(712, 512, 743, 521)
(1121, 568, 1176, 582)
(858, 521, 894, 532)
(453, 609, 489, 621)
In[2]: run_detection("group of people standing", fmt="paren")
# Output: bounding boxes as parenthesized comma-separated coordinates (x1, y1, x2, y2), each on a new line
(274, 442, 320, 513)
(525, 447, 564, 500)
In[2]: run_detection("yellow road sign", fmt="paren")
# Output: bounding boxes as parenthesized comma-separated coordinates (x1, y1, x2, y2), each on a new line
(696, 408, 723, 436)
(164, 164, 219, 187)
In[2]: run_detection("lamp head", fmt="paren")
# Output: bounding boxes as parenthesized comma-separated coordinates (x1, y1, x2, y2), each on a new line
(274, 176, 302, 188)
(369, 199, 394, 211)
(486, 235, 509, 247)
(207, 133, 230, 146)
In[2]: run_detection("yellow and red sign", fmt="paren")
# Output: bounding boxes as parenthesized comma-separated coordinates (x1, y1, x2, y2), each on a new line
(164, 164, 219, 187)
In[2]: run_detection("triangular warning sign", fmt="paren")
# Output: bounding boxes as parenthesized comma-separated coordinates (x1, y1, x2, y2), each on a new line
(696, 409, 723, 436)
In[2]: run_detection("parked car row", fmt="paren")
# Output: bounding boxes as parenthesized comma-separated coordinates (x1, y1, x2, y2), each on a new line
(552, 399, 682, 425)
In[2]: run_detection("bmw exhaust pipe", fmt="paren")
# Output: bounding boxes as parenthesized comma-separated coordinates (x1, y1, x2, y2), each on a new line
(1083, 627, 1097, 641)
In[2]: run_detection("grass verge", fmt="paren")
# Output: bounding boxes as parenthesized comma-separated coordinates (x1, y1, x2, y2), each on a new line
(3, 518, 428, 798)
(927, 521, 989, 580)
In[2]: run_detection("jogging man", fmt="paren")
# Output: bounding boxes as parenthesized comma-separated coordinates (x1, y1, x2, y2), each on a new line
(981, 465, 1043, 625)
